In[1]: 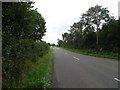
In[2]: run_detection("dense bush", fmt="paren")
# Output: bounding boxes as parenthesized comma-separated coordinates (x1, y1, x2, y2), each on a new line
(2, 39, 49, 87)
(2, 2, 49, 88)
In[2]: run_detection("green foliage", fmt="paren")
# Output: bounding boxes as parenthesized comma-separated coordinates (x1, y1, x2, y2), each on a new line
(2, 2, 46, 41)
(2, 39, 49, 88)
(58, 5, 118, 54)
(60, 47, 118, 60)
(2, 2, 48, 88)
(99, 20, 118, 52)
(21, 48, 53, 88)
(81, 5, 113, 31)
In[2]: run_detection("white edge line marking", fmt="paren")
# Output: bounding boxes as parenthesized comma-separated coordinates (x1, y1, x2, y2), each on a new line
(73, 56, 79, 60)
(114, 78, 120, 82)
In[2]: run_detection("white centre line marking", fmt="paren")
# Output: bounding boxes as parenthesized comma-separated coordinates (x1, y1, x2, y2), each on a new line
(73, 56, 80, 60)
(114, 78, 120, 82)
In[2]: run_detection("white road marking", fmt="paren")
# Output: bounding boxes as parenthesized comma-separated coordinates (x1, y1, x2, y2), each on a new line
(73, 56, 79, 60)
(114, 78, 120, 82)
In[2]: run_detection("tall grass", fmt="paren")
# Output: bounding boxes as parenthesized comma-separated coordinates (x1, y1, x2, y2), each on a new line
(59, 47, 118, 60)
(2, 40, 49, 88)
(21, 48, 53, 88)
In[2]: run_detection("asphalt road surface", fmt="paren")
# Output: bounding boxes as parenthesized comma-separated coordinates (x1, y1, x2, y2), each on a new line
(53, 47, 119, 88)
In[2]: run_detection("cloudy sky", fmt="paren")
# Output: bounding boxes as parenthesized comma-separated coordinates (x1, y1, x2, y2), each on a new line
(33, 0, 119, 44)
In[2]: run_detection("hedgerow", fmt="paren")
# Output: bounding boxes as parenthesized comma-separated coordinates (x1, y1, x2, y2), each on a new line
(2, 2, 49, 88)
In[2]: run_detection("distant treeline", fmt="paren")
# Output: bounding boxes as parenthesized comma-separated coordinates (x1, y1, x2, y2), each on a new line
(58, 5, 119, 53)
(2, 2, 49, 88)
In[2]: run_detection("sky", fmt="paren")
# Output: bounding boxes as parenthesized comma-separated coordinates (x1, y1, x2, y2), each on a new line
(33, 0, 119, 44)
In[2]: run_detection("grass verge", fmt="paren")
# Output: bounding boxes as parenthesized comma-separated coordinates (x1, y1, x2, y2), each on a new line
(59, 47, 119, 60)
(21, 48, 53, 88)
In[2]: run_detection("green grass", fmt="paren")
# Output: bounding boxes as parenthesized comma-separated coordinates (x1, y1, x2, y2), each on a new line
(59, 47, 119, 60)
(21, 48, 53, 88)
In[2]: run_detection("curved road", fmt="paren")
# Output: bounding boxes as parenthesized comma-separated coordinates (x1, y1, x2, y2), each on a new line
(53, 47, 119, 88)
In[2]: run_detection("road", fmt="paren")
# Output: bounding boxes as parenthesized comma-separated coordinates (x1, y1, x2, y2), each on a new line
(53, 47, 119, 88)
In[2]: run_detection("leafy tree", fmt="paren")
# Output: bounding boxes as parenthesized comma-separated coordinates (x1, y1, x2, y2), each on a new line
(58, 5, 117, 55)
(3, 2, 46, 42)
(57, 39, 65, 47)
(81, 5, 114, 53)
(30, 10, 46, 41)
(99, 20, 119, 52)
(2, 2, 48, 88)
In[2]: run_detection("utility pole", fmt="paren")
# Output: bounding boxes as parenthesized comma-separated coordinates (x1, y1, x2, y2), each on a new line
(96, 5, 99, 54)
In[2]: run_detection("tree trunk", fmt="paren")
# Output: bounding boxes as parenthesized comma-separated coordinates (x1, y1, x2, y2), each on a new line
(96, 5, 99, 54)
(96, 27, 99, 54)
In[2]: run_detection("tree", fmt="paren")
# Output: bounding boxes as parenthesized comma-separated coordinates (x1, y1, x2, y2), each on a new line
(99, 20, 119, 52)
(57, 39, 65, 47)
(57, 5, 117, 55)
(2, 2, 48, 87)
(30, 10, 46, 41)
(81, 5, 114, 53)
(3, 2, 46, 42)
